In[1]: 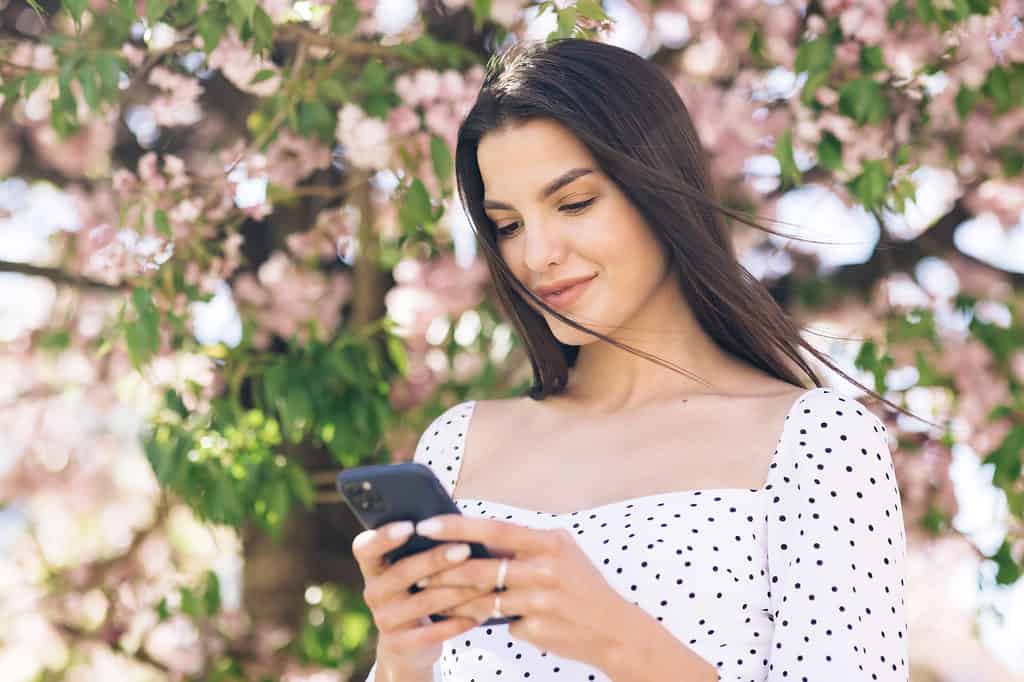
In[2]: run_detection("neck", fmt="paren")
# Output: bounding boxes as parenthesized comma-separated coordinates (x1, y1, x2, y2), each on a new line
(559, 274, 759, 414)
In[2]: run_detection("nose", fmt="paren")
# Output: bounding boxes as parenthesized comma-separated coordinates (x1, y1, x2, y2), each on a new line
(522, 221, 569, 274)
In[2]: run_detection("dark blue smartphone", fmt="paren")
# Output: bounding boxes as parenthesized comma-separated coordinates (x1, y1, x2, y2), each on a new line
(337, 461, 520, 626)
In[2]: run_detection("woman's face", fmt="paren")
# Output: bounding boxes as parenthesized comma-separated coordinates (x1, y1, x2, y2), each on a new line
(477, 118, 674, 346)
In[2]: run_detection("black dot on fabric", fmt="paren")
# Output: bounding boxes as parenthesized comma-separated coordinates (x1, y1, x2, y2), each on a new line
(403, 391, 905, 681)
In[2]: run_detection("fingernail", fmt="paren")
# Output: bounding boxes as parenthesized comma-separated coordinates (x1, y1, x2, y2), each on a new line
(416, 578, 428, 588)
(417, 518, 442, 536)
(445, 543, 470, 562)
(389, 521, 414, 539)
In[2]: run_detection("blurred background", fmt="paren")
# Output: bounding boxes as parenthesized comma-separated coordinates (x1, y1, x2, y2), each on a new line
(1, 0, 1023, 680)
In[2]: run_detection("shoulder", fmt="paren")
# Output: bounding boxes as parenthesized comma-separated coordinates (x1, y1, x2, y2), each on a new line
(411, 399, 478, 464)
(768, 386, 894, 490)
(782, 387, 887, 440)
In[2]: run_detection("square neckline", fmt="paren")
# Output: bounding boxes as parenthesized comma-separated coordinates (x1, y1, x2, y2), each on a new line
(451, 385, 830, 517)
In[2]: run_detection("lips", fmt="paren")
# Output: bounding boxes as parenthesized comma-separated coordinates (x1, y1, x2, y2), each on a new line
(534, 274, 598, 298)
(537, 274, 596, 310)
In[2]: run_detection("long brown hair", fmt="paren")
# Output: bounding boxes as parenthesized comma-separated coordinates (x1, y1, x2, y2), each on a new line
(454, 37, 929, 425)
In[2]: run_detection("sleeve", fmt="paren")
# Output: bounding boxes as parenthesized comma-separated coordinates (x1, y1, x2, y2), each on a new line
(763, 390, 909, 681)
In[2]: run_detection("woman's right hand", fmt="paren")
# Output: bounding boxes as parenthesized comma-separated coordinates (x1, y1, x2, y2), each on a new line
(352, 520, 493, 679)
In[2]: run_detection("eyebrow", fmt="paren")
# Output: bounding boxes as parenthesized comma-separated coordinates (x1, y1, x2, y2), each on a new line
(482, 167, 594, 211)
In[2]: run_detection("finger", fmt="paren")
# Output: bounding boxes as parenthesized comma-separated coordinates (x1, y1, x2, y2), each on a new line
(417, 556, 547, 591)
(351, 521, 414, 578)
(379, 613, 479, 652)
(364, 541, 473, 608)
(376, 585, 491, 632)
(447, 588, 556, 623)
(416, 514, 557, 557)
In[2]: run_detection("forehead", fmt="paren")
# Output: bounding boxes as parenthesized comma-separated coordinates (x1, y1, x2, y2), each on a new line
(478, 119, 596, 198)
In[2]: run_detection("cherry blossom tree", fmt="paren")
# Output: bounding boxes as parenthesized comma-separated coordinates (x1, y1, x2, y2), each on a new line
(1, 0, 1022, 679)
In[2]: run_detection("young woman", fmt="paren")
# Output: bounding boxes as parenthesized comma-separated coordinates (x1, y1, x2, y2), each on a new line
(352, 38, 911, 681)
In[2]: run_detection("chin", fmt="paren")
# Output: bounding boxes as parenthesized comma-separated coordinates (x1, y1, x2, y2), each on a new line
(547, 319, 602, 346)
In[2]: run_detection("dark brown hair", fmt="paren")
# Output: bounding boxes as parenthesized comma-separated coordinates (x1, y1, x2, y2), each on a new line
(454, 37, 929, 426)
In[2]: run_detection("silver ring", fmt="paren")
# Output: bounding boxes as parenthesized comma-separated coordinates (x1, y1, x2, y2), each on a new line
(495, 557, 508, 591)
(491, 593, 503, 619)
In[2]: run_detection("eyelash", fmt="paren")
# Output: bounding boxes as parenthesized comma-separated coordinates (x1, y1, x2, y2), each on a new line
(494, 198, 596, 238)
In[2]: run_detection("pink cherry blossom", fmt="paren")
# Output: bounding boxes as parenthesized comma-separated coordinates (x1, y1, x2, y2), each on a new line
(147, 66, 204, 127)
(205, 29, 282, 97)
(264, 129, 333, 189)
(388, 105, 421, 137)
(336, 103, 393, 170)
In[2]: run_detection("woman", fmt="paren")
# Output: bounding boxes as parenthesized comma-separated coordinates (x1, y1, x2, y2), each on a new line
(352, 38, 911, 681)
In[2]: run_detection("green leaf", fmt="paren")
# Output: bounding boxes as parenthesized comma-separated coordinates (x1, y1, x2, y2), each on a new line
(398, 178, 434, 236)
(847, 159, 889, 212)
(226, 0, 256, 28)
(429, 135, 452, 187)
(794, 36, 834, 75)
(978, 421, 1019, 485)
(854, 339, 894, 394)
(125, 287, 161, 370)
(471, 0, 492, 32)
(95, 53, 122, 94)
(329, 0, 360, 35)
(197, 4, 229, 53)
(774, 128, 802, 188)
(915, 0, 938, 24)
(286, 465, 315, 509)
(202, 571, 222, 616)
(982, 66, 1013, 112)
(555, 6, 577, 38)
(891, 176, 917, 214)
(838, 77, 890, 126)
(575, 0, 606, 20)
(887, 0, 911, 27)
(800, 70, 830, 107)
(859, 45, 885, 74)
(997, 145, 1024, 177)
(165, 388, 189, 417)
(250, 69, 277, 85)
(283, 385, 313, 443)
(62, 0, 88, 27)
(988, 539, 1022, 585)
(358, 59, 390, 93)
(22, 72, 44, 98)
(817, 131, 842, 171)
(180, 586, 199, 617)
(154, 208, 172, 237)
(147, 0, 169, 23)
(386, 335, 409, 377)
(156, 597, 170, 621)
(251, 6, 274, 54)
(919, 503, 950, 535)
(316, 79, 348, 103)
(296, 100, 334, 142)
(76, 62, 100, 111)
(954, 86, 977, 119)
(38, 329, 71, 353)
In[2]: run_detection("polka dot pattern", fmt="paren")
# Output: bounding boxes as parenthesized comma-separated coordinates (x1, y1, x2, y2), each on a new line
(364, 387, 909, 681)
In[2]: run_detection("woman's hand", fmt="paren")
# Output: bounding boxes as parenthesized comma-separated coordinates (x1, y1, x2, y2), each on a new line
(412, 513, 638, 672)
(351, 520, 496, 679)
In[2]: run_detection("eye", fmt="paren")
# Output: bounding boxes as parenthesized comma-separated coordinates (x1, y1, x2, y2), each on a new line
(494, 198, 596, 239)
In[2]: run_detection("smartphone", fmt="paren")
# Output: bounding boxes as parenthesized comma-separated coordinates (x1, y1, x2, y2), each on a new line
(337, 461, 520, 626)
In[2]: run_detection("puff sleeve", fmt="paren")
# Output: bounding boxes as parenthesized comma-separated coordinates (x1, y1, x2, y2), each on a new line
(763, 389, 910, 681)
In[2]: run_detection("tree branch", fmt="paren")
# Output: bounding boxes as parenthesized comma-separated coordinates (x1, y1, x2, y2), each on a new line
(275, 24, 422, 64)
(0, 259, 127, 291)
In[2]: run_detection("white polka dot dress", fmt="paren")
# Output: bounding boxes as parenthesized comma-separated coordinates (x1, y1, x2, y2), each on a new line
(363, 387, 909, 681)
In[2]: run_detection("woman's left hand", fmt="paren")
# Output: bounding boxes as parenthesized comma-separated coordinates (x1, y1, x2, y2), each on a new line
(412, 513, 640, 672)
